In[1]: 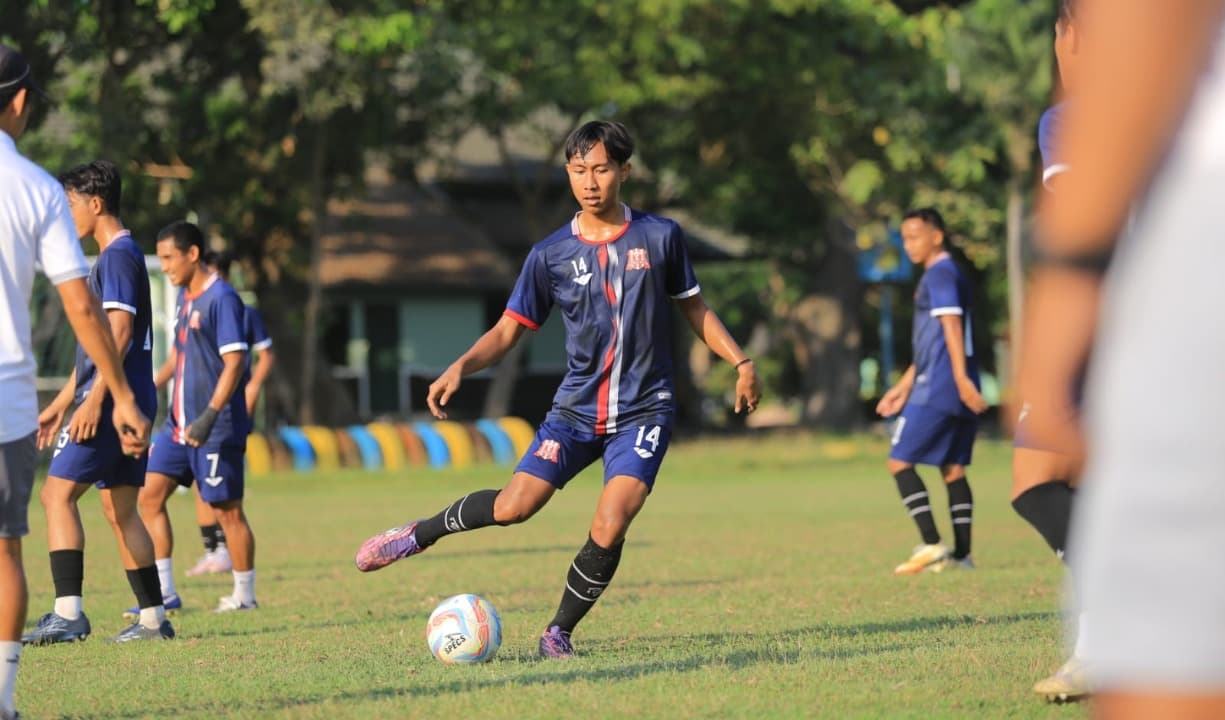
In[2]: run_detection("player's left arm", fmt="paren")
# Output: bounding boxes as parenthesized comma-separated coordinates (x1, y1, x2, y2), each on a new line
(938, 314, 987, 414)
(67, 307, 135, 442)
(676, 293, 760, 414)
(245, 346, 275, 416)
(186, 293, 248, 447)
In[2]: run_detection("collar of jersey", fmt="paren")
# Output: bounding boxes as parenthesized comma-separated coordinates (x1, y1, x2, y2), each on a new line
(184, 271, 220, 301)
(0, 130, 14, 154)
(100, 229, 132, 251)
(572, 204, 632, 246)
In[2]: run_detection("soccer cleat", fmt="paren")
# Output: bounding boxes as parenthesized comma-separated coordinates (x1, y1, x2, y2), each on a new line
(214, 595, 259, 613)
(1034, 657, 1090, 703)
(928, 555, 976, 573)
(107, 620, 175, 643)
(20, 612, 91, 645)
(122, 593, 182, 620)
(538, 625, 575, 659)
(893, 544, 950, 575)
(355, 521, 425, 572)
(186, 550, 233, 576)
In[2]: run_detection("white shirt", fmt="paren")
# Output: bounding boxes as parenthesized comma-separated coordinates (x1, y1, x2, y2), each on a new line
(0, 129, 90, 443)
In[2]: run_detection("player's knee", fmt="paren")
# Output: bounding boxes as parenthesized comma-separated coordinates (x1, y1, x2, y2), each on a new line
(590, 511, 631, 547)
(492, 490, 542, 525)
(886, 460, 910, 475)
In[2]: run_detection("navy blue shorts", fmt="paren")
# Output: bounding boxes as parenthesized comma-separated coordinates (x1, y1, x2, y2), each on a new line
(146, 430, 246, 503)
(48, 419, 147, 489)
(514, 418, 672, 491)
(889, 404, 977, 467)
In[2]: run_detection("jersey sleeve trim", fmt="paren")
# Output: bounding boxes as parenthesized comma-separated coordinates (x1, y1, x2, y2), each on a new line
(45, 267, 89, 286)
(252, 338, 273, 351)
(503, 308, 540, 331)
(670, 284, 702, 300)
(930, 306, 964, 317)
(219, 341, 250, 355)
(102, 301, 138, 315)
(1042, 163, 1070, 187)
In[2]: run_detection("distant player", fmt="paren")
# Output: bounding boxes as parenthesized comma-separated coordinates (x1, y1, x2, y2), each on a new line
(135, 221, 258, 614)
(355, 120, 762, 658)
(181, 250, 275, 577)
(20, 162, 173, 645)
(876, 208, 986, 575)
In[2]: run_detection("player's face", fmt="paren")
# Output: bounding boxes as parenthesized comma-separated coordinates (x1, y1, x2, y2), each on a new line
(566, 141, 630, 217)
(64, 191, 98, 240)
(900, 218, 943, 265)
(157, 239, 199, 288)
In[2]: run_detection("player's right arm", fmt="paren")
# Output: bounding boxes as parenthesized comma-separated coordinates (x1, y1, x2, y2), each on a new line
(426, 315, 527, 419)
(67, 306, 135, 443)
(875, 365, 915, 417)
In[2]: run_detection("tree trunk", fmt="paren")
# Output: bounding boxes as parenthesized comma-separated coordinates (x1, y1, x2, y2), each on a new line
(1004, 177, 1025, 389)
(299, 123, 328, 425)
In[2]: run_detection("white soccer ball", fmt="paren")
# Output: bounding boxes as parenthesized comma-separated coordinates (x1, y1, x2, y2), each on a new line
(426, 594, 503, 664)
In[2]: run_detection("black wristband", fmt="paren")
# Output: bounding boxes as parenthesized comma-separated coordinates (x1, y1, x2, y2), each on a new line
(187, 407, 219, 444)
(734, 358, 753, 369)
(1030, 245, 1113, 275)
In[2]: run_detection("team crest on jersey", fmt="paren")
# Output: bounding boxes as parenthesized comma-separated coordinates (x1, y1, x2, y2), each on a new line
(625, 248, 651, 271)
(534, 439, 561, 464)
(189, 310, 202, 330)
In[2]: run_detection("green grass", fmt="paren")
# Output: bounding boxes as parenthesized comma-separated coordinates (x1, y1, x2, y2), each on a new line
(15, 433, 1084, 719)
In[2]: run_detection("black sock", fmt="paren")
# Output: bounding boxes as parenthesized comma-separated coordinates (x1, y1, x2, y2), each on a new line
(213, 524, 228, 551)
(549, 535, 624, 633)
(50, 549, 84, 599)
(946, 477, 973, 560)
(1012, 481, 1074, 562)
(893, 468, 941, 545)
(126, 566, 162, 610)
(414, 490, 503, 548)
(200, 523, 221, 553)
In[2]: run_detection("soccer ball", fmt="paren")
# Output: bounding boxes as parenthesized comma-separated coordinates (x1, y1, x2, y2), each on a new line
(426, 594, 502, 664)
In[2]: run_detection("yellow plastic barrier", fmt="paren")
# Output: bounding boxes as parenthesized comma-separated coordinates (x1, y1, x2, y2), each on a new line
(433, 421, 475, 468)
(497, 417, 536, 458)
(302, 425, 341, 471)
(367, 422, 406, 471)
(246, 432, 273, 478)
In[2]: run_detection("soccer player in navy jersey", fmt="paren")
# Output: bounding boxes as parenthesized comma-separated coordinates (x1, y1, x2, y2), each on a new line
(20, 161, 172, 645)
(355, 119, 761, 658)
(136, 221, 259, 614)
(876, 208, 987, 575)
(182, 251, 275, 577)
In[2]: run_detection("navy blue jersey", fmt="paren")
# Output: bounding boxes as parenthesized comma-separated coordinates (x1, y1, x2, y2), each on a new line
(166, 274, 250, 446)
(1039, 103, 1068, 188)
(907, 255, 980, 418)
(505, 205, 700, 434)
(73, 232, 157, 416)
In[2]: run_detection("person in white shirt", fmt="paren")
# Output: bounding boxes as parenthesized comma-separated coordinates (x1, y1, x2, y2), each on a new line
(0, 44, 151, 720)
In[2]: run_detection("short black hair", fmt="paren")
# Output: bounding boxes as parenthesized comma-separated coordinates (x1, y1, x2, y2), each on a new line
(902, 207, 946, 234)
(59, 160, 122, 216)
(202, 249, 233, 276)
(157, 220, 205, 255)
(564, 120, 634, 165)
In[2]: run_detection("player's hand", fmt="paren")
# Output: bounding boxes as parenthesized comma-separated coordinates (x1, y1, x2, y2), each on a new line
(111, 395, 151, 457)
(36, 402, 68, 450)
(245, 384, 260, 416)
(734, 360, 761, 414)
(67, 395, 103, 443)
(957, 377, 989, 414)
(875, 385, 908, 417)
(427, 364, 463, 420)
(185, 407, 219, 448)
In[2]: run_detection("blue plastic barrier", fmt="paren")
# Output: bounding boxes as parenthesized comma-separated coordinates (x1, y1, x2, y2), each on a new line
(475, 419, 516, 465)
(412, 422, 451, 468)
(346, 425, 384, 470)
(278, 427, 316, 471)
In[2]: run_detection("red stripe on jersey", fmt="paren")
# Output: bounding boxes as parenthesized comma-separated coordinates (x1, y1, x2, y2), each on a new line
(502, 308, 540, 331)
(594, 246, 618, 435)
(171, 300, 191, 442)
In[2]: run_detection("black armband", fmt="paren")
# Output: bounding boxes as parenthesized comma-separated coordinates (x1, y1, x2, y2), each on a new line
(1030, 244, 1114, 275)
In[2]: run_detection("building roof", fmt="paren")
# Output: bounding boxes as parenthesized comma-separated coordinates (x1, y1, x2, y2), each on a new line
(321, 168, 515, 293)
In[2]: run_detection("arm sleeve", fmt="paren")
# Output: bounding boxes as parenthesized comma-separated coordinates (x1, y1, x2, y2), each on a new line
(246, 307, 273, 350)
(214, 293, 250, 356)
(98, 250, 141, 315)
(37, 189, 89, 285)
(927, 265, 965, 317)
(504, 247, 553, 331)
(664, 222, 701, 299)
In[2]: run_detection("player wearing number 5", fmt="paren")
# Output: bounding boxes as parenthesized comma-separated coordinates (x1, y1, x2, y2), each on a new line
(356, 120, 761, 658)
(138, 221, 258, 614)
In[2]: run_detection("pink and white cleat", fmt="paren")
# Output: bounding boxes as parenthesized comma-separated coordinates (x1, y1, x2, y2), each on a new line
(355, 521, 425, 572)
(186, 550, 233, 576)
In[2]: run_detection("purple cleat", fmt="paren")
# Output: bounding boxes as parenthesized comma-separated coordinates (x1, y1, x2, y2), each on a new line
(538, 625, 575, 659)
(355, 521, 425, 572)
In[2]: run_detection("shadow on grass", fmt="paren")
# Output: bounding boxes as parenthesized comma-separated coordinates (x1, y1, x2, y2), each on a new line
(96, 610, 1057, 719)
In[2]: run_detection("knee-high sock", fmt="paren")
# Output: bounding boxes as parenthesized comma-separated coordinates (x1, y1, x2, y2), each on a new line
(946, 477, 973, 560)
(1012, 481, 1074, 561)
(414, 490, 503, 548)
(548, 535, 624, 633)
(894, 468, 941, 545)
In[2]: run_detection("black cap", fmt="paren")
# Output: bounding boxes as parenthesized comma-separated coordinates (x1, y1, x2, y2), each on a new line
(0, 44, 50, 103)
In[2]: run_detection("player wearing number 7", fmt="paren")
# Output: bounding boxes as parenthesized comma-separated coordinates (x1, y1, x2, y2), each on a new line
(137, 221, 258, 614)
(356, 120, 761, 659)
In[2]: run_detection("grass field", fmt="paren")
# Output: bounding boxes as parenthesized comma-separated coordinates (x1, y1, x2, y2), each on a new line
(14, 432, 1085, 719)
